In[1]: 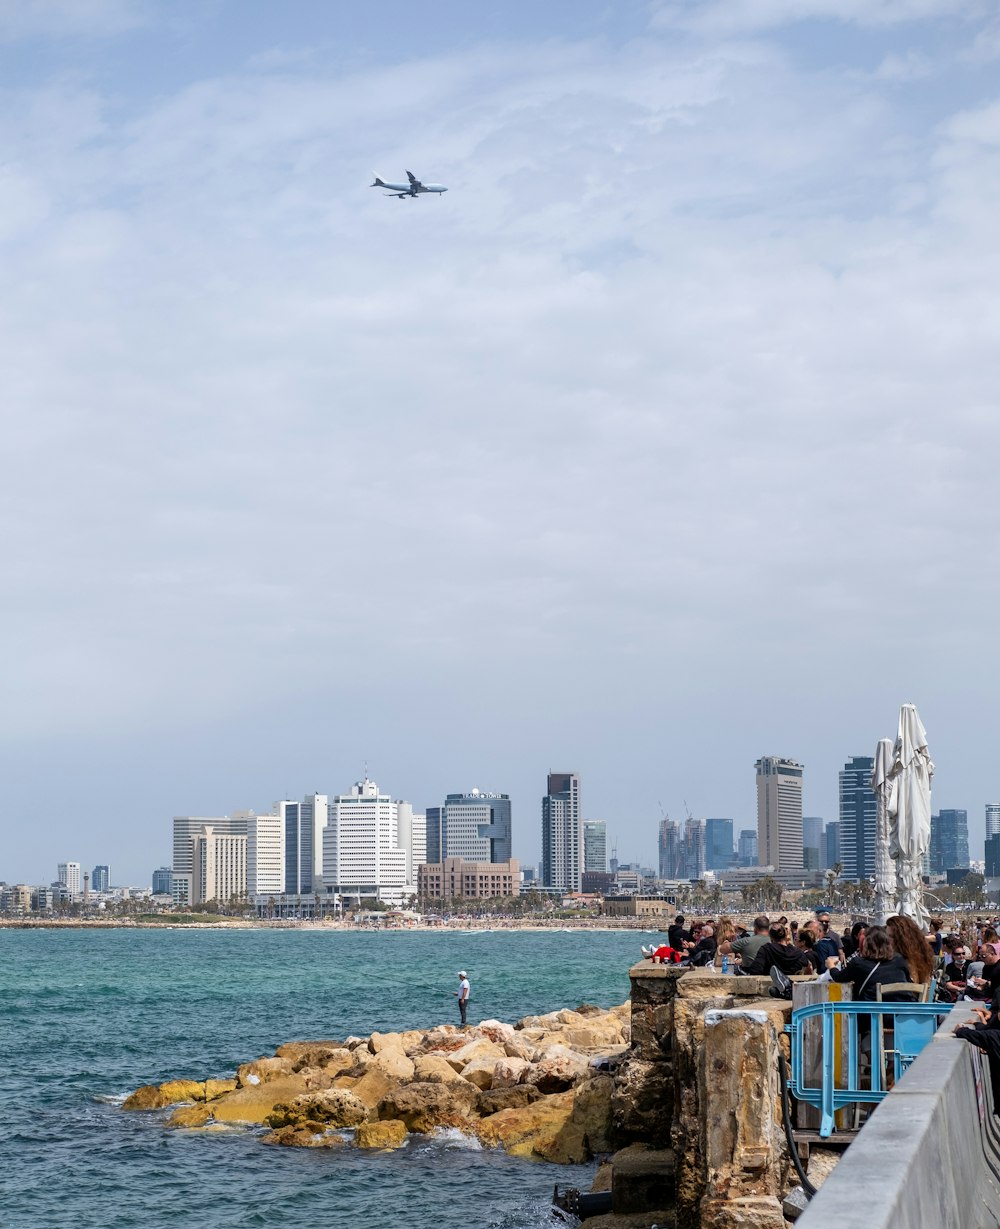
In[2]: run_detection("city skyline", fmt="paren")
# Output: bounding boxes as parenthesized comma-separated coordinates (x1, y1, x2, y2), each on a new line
(11, 765, 999, 888)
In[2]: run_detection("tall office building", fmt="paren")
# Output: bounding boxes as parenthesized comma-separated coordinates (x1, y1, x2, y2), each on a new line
(191, 825, 247, 906)
(245, 811, 284, 897)
(684, 818, 706, 879)
(280, 794, 328, 895)
(987, 804, 1000, 839)
(152, 867, 172, 895)
(396, 802, 426, 887)
(838, 756, 876, 882)
(584, 820, 608, 873)
(824, 822, 841, 871)
(91, 865, 110, 892)
(738, 828, 758, 867)
(930, 810, 970, 875)
(705, 818, 734, 872)
(541, 772, 583, 892)
(172, 814, 248, 904)
(322, 777, 416, 905)
(986, 834, 1000, 879)
(425, 791, 511, 865)
(56, 862, 81, 899)
(802, 817, 824, 871)
(755, 757, 804, 872)
(658, 818, 682, 879)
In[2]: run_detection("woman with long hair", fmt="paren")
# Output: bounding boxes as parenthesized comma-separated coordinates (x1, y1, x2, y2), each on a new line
(886, 914, 935, 989)
(821, 925, 914, 1001)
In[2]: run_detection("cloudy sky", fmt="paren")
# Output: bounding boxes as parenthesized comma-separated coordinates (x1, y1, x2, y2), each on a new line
(3, 0, 1000, 884)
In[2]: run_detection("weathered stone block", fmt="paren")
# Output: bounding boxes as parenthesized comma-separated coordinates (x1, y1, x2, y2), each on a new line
(611, 1143, 677, 1214)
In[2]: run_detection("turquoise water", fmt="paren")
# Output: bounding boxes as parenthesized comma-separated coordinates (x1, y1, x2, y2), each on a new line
(1, 927, 641, 1229)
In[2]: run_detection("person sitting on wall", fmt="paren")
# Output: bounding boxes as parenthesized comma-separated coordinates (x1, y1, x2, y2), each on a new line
(796, 927, 822, 974)
(966, 943, 1000, 1002)
(942, 942, 973, 1002)
(818, 924, 915, 1001)
(725, 915, 770, 968)
(667, 915, 689, 950)
(814, 912, 845, 965)
(685, 923, 717, 966)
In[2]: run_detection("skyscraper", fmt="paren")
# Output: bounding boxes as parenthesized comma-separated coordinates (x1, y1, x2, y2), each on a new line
(425, 791, 512, 864)
(91, 865, 110, 892)
(986, 834, 1000, 879)
(838, 756, 876, 882)
(658, 818, 682, 878)
(802, 817, 823, 871)
(541, 772, 583, 891)
(930, 810, 970, 875)
(322, 777, 416, 905)
(987, 804, 1000, 839)
(172, 814, 248, 905)
(684, 818, 706, 879)
(152, 867, 172, 895)
(738, 828, 758, 867)
(584, 820, 608, 873)
(755, 757, 804, 872)
(824, 822, 841, 872)
(244, 811, 284, 897)
(705, 818, 734, 872)
(191, 825, 247, 906)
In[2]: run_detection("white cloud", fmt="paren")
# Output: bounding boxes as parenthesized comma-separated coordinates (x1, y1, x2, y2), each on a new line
(3, 15, 1000, 873)
(651, 0, 982, 36)
(0, 0, 149, 40)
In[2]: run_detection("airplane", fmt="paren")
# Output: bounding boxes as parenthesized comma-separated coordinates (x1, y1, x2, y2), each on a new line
(370, 170, 448, 199)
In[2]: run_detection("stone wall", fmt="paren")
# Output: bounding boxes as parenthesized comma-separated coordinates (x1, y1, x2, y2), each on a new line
(615, 964, 794, 1229)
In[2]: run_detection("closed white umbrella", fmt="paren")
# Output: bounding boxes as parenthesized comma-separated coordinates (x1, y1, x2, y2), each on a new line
(886, 703, 934, 926)
(871, 738, 897, 923)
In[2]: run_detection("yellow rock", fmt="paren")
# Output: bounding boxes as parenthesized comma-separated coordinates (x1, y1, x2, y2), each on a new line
(236, 1057, 293, 1087)
(476, 1090, 589, 1164)
(350, 1067, 398, 1111)
(459, 1058, 498, 1090)
(122, 1084, 169, 1111)
(413, 1055, 467, 1084)
(204, 1078, 238, 1101)
(260, 1126, 347, 1148)
(445, 1038, 505, 1072)
(370, 1031, 404, 1054)
(356, 1119, 409, 1150)
(209, 1075, 310, 1124)
(159, 1079, 207, 1103)
(569, 1074, 613, 1154)
(167, 1103, 214, 1128)
(370, 1049, 415, 1081)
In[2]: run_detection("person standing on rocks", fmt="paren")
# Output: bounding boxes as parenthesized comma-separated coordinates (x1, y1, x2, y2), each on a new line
(454, 970, 470, 1025)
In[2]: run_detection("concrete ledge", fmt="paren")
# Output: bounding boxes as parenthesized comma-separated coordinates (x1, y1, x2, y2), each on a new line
(797, 1007, 1000, 1229)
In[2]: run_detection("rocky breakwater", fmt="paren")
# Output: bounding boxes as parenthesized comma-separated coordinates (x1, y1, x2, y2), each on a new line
(122, 1003, 630, 1163)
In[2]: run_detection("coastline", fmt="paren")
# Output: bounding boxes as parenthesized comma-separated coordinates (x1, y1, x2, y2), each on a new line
(0, 916, 664, 932)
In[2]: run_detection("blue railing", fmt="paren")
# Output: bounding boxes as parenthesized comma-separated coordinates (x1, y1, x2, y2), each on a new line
(786, 1001, 954, 1138)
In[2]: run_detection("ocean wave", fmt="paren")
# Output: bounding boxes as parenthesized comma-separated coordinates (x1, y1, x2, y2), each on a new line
(428, 1126, 483, 1151)
(91, 1091, 129, 1106)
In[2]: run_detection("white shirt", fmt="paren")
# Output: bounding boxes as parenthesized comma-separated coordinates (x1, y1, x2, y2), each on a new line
(458, 977, 470, 1000)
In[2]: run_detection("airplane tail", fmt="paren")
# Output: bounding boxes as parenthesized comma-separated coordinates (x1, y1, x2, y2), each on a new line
(370, 174, 386, 187)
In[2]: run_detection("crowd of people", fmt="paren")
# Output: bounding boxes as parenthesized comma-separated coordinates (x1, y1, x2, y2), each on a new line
(645, 911, 1000, 1010)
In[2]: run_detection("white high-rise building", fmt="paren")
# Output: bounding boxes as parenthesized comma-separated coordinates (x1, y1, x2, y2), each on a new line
(191, 825, 247, 906)
(172, 814, 248, 906)
(57, 861, 82, 899)
(541, 772, 583, 892)
(322, 777, 416, 906)
(396, 802, 426, 886)
(756, 756, 804, 873)
(244, 810, 284, 897)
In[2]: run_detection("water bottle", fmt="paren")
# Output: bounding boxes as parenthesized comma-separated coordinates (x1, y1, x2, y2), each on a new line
(721, 954, 731, 975)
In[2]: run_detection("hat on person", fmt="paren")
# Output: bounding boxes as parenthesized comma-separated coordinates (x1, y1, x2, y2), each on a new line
(458, 970, 467, 977)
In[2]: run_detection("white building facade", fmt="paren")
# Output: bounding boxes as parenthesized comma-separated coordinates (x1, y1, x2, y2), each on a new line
(57, 862, 82, 900)
(191, 825, 247, 906)
(245, 810, 285, 897)
(322, 777, 417, 906)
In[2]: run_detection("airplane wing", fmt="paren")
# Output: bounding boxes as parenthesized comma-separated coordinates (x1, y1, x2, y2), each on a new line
(405, 170, 424, 190)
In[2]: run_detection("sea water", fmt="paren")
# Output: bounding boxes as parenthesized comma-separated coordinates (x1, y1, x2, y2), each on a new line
(1, 927, 640, 1229)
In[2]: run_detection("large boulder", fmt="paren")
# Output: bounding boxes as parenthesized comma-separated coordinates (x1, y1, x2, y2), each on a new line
(476, 1090, 589, 1164)
(503, 1037, 540, 1062)
(445, 1038, 506, 1072)
(478, 1086, 542, 1116)
(377, 1081, 480, 1133)
(524, 1047, 590, 1094)
(569, 1074, 614, 1154)
(237, 1057, 293, 1088)
(413, 1055, 468, 1084)
(478, 1020, 516, 1046)
(369, 1031, 404, 1054)
(492, 1057, 532, 1088)
(274, 1042, 344, 1071)
(166, 1103, 214, 1128)
(356, 1119, 409, 1150)
(267, 1089, 369, 1130)
(261, 1126, 346, 1148)
(459, 1058, 499, 1090)
(208, 1075, 311, 1124)
(204, 1078, 237, 1101)
(350, 1067, 400, 1111)
(369, 1048, 415, 1082)
(123, 1079, 205, 1110)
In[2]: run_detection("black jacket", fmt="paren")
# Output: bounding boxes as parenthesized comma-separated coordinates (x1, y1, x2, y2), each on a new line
(745, 941, 812, 977)
(827, 954, 915, 1002)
